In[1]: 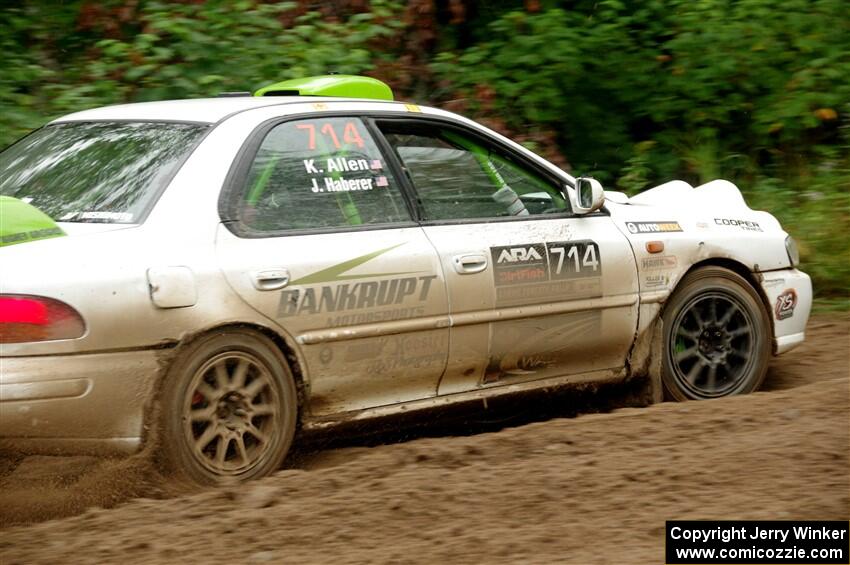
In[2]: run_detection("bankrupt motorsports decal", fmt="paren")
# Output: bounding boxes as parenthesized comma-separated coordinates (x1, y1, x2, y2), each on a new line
(278, 243, 437, 324)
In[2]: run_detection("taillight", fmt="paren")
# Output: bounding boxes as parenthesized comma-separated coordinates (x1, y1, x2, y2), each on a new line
(0, 295, 86, 344)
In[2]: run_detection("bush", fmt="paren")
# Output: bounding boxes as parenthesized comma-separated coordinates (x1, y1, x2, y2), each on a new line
(0, 1, 401, 147)
(1, 0, 847, 296)
(432, 0, 849, 296)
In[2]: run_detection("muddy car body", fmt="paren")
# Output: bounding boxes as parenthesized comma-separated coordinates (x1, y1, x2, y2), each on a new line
(0, 77, 812, 483)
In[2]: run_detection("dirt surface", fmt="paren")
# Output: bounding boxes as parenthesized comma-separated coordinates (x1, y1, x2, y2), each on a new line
(1, 315, 848, 564)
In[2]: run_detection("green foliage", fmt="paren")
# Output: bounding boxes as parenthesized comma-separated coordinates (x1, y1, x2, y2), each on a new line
(745, 166, 850, 298)
(433, 0, 849, 295)
(0, 1, 401, 146)
(1, 0, 847, 295)
(433, 0, 850, 180)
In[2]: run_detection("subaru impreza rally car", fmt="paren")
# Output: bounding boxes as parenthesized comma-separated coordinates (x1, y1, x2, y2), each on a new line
(0, 75, 811, 484)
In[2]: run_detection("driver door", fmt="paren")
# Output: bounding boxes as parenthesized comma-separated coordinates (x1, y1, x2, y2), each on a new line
(374, 117, 639, 395)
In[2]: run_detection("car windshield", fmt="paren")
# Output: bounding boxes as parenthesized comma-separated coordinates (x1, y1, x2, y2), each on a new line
(0, 121, 208, 223)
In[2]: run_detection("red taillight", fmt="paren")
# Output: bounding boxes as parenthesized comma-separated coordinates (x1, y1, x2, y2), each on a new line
(0, 295, 86, 344)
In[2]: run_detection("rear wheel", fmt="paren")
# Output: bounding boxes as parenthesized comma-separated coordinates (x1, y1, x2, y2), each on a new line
(661, 267, 771, 400)
(160, 329, 297, 485)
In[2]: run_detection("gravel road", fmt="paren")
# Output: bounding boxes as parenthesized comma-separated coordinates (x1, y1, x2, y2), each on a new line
(1, 315, 847, 564)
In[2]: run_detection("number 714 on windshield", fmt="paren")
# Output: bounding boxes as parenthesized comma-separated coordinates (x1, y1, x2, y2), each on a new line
(295, 121, 365, 150)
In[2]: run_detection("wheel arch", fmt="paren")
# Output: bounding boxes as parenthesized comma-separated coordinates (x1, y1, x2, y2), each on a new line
(670, 257, 775, 342)
(166, 321, 309, 410)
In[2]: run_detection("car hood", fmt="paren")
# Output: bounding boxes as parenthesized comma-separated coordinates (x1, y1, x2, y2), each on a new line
(606, 179, 783, 233)
(607, 179, 749, 208)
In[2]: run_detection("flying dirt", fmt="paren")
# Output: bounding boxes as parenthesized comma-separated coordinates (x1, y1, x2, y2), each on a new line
(0, 315, 847, 564)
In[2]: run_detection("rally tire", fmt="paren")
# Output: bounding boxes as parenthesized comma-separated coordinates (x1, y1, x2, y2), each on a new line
(159, 329, 297, 485)
(661, 267, 771, 401)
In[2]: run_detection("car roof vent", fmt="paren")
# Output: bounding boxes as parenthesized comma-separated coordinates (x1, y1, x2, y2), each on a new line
(254, 75, 393, 101)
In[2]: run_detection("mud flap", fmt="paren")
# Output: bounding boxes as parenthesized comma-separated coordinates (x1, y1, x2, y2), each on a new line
(626, 317, 665, 404)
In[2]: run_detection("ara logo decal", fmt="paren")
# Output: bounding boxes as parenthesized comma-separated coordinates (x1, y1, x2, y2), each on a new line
(490, 241, 602, 289)
(774, 289, 797, 320)
(491, 243, 548, 286)
(497, 246, 544, 263)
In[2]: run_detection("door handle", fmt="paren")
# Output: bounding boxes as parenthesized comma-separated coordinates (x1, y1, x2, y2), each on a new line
(452, 253, 488, 274)
(251, 268, 290, 291)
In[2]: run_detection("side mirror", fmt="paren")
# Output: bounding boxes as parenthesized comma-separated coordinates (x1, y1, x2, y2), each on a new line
(572, 177, 605, 214)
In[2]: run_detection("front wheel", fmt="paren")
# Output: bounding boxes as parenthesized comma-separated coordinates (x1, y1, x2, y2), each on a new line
(159, 329, 298, 485)
(661, 267, 771, 400)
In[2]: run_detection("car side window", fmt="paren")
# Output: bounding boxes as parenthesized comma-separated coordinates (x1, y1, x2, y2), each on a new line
(379, 123, 568, 221)
(237, 117, 410, 232)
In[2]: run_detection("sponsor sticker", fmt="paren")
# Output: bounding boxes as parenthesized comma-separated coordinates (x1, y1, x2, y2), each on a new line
(490, 240, 603, 306)
(278, 276, 437, 322)
(641, 255, 678, 270)
(714, 217, 763, 232)
(79, 211, 134, 222)
(644, 273, 669, 288)
(364, 333, 446, 375)
(492, 243, 548, 286)
(491, 240, 602, 287)
(319, 347, 333, 364)
(625, 221, 683, 234)
(0, 227, 64, 245)
(775, 288, 797, 320)
(277, 243, 438, 326)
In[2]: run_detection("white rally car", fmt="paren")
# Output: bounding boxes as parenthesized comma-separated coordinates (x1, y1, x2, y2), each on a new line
(0, 76, 811, 484)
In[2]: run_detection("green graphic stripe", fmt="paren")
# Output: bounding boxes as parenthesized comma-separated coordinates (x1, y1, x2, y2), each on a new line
(290, 242, 410, 285)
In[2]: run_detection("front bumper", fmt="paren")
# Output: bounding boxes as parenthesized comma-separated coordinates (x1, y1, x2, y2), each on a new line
(0, 349, 162, 455)
(759, 268, 812, 355)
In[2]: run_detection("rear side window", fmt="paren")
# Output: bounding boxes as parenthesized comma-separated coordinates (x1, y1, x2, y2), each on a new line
(0, 122, 208, 224)
(237, 117, 410, 232)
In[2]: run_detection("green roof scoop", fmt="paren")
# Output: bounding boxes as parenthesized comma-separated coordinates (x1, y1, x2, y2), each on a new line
(0, 196, 65, 248)
(254, 75, 394, 101)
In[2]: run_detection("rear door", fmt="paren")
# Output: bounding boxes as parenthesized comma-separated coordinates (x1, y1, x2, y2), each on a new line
(216, 115, 449, 416)
(374, 117, 639, 395)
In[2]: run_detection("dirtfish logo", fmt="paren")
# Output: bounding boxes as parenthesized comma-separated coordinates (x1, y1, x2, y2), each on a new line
(276, 243, 437, 317)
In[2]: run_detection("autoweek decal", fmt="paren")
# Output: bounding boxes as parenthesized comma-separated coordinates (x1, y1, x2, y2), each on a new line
(277, 243, 437, 324)
(625, 221, 683, 234)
